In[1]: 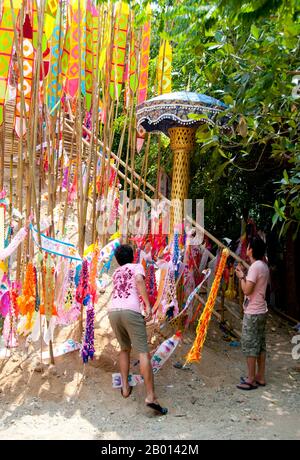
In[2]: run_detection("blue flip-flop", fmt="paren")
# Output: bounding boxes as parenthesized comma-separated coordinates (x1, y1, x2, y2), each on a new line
(146, 402, 168, 415)
(236, 382, 258, 391)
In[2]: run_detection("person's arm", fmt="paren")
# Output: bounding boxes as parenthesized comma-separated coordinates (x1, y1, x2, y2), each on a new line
(136, 274, 152, 321)
(235, 264, 255, 296)
(0, 226, 28, 261)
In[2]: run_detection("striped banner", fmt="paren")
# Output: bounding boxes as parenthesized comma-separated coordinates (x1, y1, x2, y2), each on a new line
(44, 0, 59, 42)
(65, 0, 86, 99)
(47, 6, 64, 113)
(137, 4, 151, 105)
(125, 14, 138, 108)
(136, 5, 151, 152)
(15, 14, 35, 138)
(109, 1, 130, 100)
(0, 2, 21, 126)
(85, 0, 94, 111)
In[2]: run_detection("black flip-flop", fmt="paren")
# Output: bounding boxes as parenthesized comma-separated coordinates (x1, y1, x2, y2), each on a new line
(121, 386, 132, 398)
(236, 382, 258, 391)
(146, 402, 168, 415)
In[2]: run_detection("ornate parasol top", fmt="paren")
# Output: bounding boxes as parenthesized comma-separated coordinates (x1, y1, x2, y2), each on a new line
(136, 91, 228, 136)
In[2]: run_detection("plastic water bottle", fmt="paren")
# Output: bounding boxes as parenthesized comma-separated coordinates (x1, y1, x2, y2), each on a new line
(151, 331, 182, 374)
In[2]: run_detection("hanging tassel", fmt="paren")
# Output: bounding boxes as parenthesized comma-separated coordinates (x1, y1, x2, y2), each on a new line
(225, 265, 237, 300)
(146, 263, 157, 308)
(81, 301, 95, 363)
(17, 262, 36, 333)
(76, 259, 90, 306)
(89, 247, 99, 305)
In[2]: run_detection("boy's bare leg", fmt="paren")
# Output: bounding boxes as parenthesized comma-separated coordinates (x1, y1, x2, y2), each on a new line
(256, 352, 266, 384)
(120, 350, 131, 396)
(139, 352, 156, 404)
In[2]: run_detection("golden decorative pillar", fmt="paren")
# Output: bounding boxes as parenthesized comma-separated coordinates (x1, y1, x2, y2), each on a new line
(168, 126, 196, 231)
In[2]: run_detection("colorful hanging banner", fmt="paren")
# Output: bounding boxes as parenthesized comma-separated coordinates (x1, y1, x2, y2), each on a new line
(157, 40, 172, 95)
(92, 3, 99, 74)
(136, 6, 151, 152)
(65, 0, 86, 98)
(30, 224, 82, 261)
(0, 2, 21, 126)
(15, 14, 35, 137)
(47, 6, 64, 113)
(61, 22, 71, 84)
(125, 15, 138, 108)
(85, 0, 94, 111)
(109, 1, 130, 100)
(137, 4, 151, 105)
(44, 0, 59, 42)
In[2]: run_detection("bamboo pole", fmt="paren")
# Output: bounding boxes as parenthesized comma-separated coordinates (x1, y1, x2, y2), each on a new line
(0, 124, 4, 191)
(77, 0, 84, 261)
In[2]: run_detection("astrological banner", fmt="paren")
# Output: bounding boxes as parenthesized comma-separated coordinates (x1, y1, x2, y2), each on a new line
(30, 224, 82, 262)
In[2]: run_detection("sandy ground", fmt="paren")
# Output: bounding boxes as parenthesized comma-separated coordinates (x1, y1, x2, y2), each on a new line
(0, 277, 299, 441)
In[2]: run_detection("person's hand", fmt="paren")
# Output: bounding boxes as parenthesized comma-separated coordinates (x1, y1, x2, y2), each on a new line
(235, 263, 246, 280)
(144, 305, 152, 322)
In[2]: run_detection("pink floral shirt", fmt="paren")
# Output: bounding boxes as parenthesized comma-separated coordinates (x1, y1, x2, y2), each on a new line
(109, 263, 145, 314)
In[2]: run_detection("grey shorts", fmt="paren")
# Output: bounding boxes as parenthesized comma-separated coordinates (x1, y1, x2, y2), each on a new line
(108, 310, 149, 354)
(242, 313, 267, 357)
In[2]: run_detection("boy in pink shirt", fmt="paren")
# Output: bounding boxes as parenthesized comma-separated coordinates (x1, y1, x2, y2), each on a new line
(108, 244, 168, 415)
(236, 236, 270, 390)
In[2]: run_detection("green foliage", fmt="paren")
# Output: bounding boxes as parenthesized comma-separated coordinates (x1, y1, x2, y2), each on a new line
(145, 0, 300, 239)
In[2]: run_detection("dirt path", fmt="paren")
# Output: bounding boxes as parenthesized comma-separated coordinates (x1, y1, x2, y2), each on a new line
(0, 285, 299, 440)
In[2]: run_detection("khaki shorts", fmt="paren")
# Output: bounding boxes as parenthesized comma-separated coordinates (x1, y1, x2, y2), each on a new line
(108, 310, 149, 354)
(242, 313, 267, 357)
